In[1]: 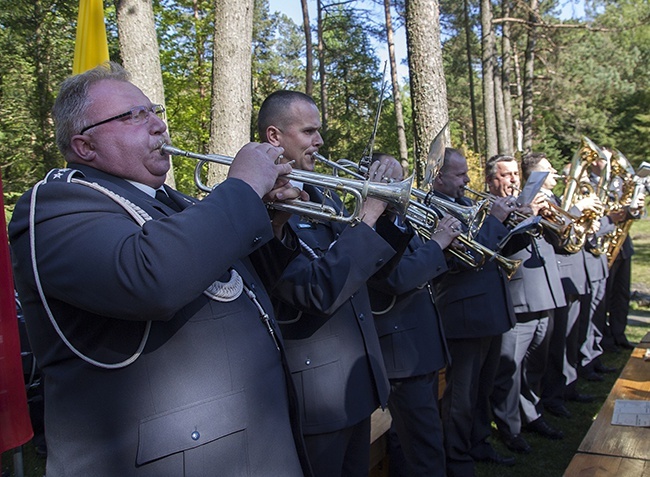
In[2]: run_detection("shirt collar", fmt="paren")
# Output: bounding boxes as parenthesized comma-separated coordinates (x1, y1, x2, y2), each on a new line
(126, 180, 159, 199)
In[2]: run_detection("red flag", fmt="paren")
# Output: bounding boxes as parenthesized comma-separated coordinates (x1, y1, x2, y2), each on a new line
(0, 170, 33, 454)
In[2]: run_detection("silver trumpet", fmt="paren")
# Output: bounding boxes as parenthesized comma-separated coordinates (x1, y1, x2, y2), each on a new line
(162, 144, 413, 224)
(314, 152, 520, 276)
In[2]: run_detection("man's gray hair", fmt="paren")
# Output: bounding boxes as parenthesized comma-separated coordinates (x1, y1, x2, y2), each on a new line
(485, 154, 517, 180)
(52, 61, 130, 158)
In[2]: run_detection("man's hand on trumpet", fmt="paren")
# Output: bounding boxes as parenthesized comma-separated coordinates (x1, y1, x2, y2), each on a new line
(430, 215, 463, 250)
(359, 156, 401, 227)
(265, 179, 310, 240)
(490, 196, 517, 223)
(528, 192, 548, 216)
(227, 142, 292, 199)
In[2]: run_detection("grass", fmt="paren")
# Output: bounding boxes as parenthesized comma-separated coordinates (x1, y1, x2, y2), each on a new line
(476, 323, 648, 477)
(3, 218, 650, 477)
(630, 216, 650, 309)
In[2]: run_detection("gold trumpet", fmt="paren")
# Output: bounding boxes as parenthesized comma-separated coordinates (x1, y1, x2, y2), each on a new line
(407, 205, 522, 279)
(163, 145, 414, 224)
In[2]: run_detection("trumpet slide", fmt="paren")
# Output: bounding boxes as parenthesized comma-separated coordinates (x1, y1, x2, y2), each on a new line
(162, 144, 413, 224)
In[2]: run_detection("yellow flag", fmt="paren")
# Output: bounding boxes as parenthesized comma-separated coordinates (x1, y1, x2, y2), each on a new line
(72, 0, 110, 74)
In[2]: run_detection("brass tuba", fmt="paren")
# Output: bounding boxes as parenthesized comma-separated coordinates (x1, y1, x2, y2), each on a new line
(604, 149, 645, 266)
(560, 137, 609, 254)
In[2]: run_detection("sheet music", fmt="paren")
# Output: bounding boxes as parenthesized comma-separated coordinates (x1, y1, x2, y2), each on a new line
(612, 399, 650, 427)
(517, 171, 548, 206)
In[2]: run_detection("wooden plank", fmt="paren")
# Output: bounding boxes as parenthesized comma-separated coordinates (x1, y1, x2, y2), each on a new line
(564, 454, 650, 477)
(577, 347, 650, 460)
(370, 408, 392, 444)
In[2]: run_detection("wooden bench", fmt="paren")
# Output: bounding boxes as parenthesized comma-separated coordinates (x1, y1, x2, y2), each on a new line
(563, 345, 650, 476)
(368, 369, 447, 476)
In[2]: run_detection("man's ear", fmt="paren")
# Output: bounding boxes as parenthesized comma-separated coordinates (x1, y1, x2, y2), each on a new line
(266, 126, 282, 147)
(70, 135, 97, 163)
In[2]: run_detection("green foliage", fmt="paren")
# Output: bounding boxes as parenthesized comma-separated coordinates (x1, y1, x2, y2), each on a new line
(532, 0, 650, 166)
(251, 0, 305, 139)
(0, 0, 79, 203)
(0, 0, 648, 204)
(318, 4, 383, 162)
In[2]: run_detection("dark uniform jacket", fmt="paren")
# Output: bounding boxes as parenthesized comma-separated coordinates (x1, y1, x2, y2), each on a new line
(9, 165, 309, 477)
(261, 184, 410, 435)
(369, 230, 449, 379)
(432, 194, 517, 339)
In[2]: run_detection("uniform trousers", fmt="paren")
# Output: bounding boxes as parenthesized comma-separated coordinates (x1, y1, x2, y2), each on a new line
(492, 313, 551, 436)
(605, 255, 632, 346)
(387, 372, 445, 477)
(580, 280, 605, 365)
(542, 295, 583, 409)
(442, 335, 502, 477)
(304, 417, 370, 477)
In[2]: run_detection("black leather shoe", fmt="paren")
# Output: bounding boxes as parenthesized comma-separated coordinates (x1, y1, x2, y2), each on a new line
(583, 371, 604, 382)
(474, 449, 516, 466)
(545, 403, 572, 419)
(603, 344, 621, 354)
(525, 417, 564, 440)
(566, 393, 595, 403)
(594, 363, 618, 374)
(617, 341, 635, 350)
(502, 433, 532, 454)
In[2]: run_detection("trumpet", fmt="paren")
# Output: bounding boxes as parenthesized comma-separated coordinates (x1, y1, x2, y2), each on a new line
(407, 206, 521, 278)
(315, 153, 487, 236)
(162, 144, 414, 225)
(315, 152, 520, 275)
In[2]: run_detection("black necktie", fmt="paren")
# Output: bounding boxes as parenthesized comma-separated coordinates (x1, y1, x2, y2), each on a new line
(155, 189, 181, 212)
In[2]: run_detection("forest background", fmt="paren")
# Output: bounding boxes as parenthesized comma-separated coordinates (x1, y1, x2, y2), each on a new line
(0, 0, 648, 205)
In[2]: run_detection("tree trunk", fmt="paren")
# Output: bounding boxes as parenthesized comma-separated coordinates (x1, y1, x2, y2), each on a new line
(301, 0, 314, 96)
(501, 0, 515, 153)
(463, 0, 479, 153)
(34, 0, 59, 172)
(480, 0, 498, 159)
(115, 0, 174, 187)
(494, 62, 509, 154)
(383, 0, 409, 171)
(209, 0, 254, 186)
(522, 0, 539, 154)
(405, 0, 448, 187)
(317, 0, 329, 153)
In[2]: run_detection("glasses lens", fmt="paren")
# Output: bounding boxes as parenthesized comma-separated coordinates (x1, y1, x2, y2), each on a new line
(153, 104, 165, 117)
(131, 106, 150, 124)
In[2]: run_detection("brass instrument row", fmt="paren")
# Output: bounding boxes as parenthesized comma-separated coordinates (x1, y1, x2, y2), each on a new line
(559, 137, 647, 266)
(167, 133, 645, 276)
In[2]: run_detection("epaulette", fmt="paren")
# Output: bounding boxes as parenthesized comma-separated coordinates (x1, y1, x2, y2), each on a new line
(43, 168, 85, 183)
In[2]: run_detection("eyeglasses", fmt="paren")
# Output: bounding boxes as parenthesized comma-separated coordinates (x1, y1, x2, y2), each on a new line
(80, 104, 166, 134)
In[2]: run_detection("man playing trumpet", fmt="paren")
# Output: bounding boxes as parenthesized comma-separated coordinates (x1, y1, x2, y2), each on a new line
(255, 90, 411, 477)
(488, 154, 566, 455)
(9, 62, 312, 477)
(431, 148, 521, 476)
